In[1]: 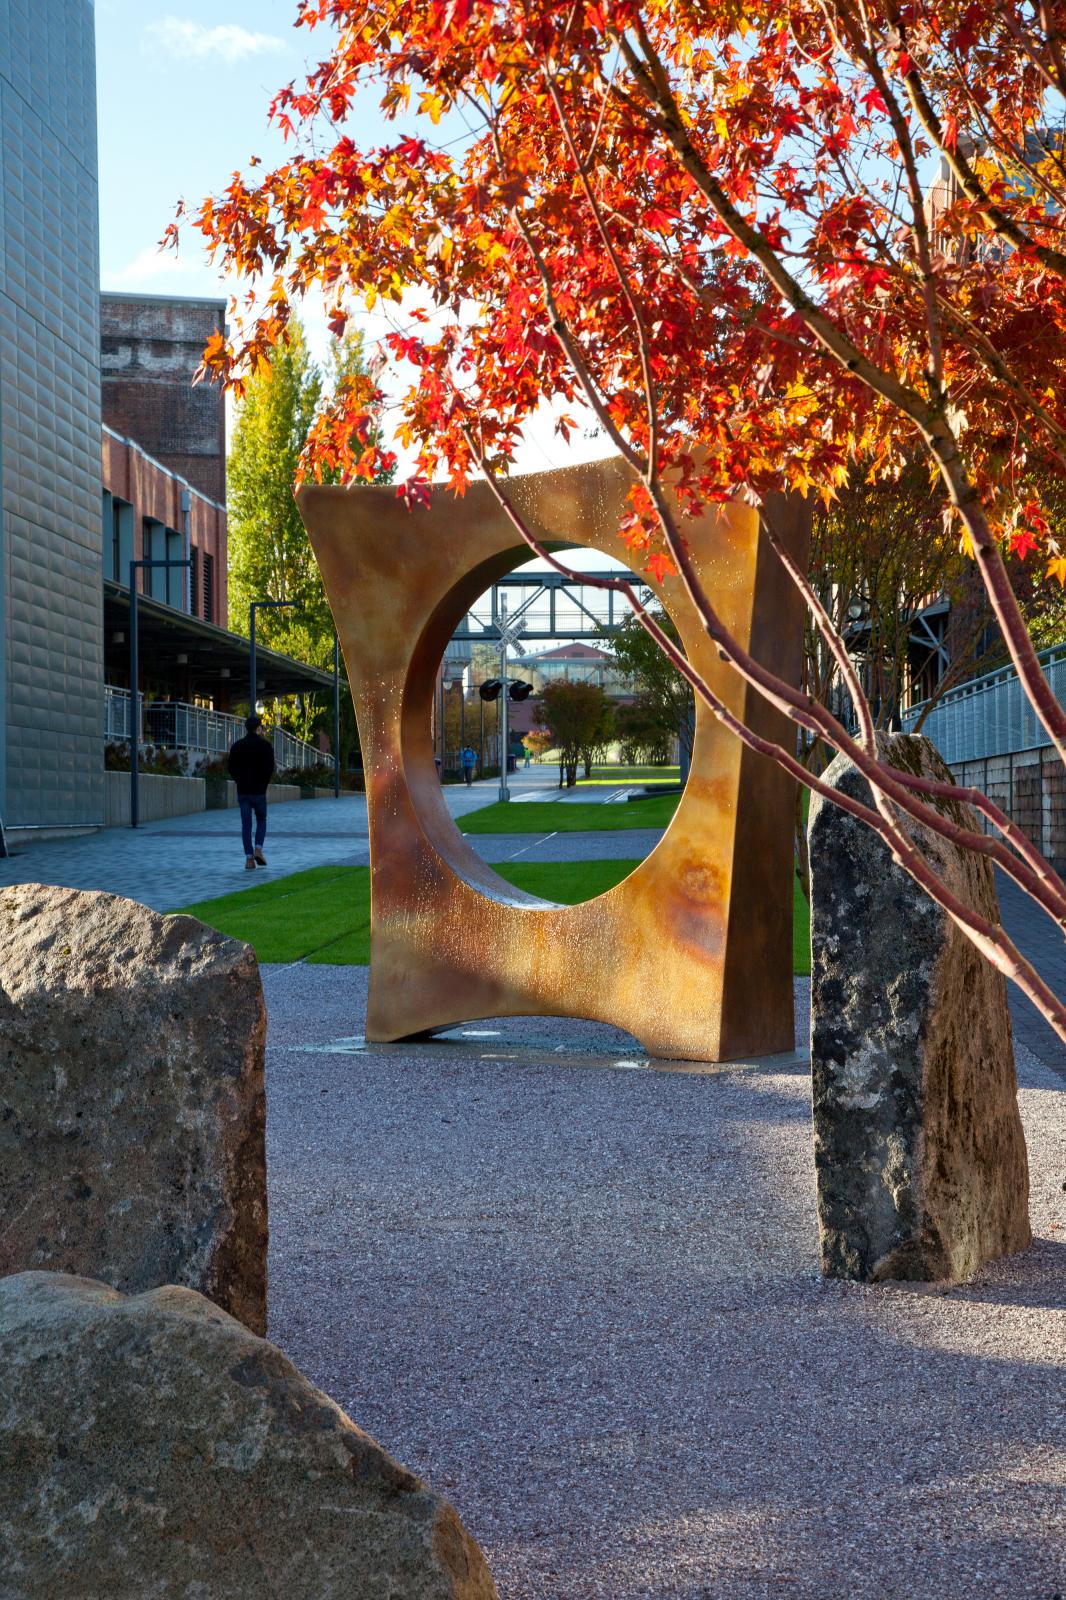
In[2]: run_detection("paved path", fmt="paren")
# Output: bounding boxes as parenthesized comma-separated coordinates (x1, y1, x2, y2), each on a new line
(0, 764, 632, 911)
(263, 965, 1066, 1600)
(995, 872, 1066, 1081)
(0, 780, 501, 911)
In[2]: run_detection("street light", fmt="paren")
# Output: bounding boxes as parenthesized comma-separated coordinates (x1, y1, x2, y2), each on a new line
(491, 605, 528, 801)
(333, 629, 342, 799)
(249, 598, 296, 720)
(129, 554, 191, 829)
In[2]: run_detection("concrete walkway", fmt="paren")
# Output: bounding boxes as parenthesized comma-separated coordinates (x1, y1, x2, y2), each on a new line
(0, 778, 511, 911)
(0, 763, 625, 911)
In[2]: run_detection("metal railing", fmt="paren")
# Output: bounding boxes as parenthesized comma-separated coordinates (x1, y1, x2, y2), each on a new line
(901, 642, 1066, 763)
(104, 687, 333, 772)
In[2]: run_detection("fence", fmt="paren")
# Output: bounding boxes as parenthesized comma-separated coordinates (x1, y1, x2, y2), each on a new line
(902, 642, 1066, 763)
(104, 687, 333, 773)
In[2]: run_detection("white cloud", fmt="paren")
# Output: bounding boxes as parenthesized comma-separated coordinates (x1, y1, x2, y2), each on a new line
(103, 245, 206, 288)
(141, 17, 287, 65)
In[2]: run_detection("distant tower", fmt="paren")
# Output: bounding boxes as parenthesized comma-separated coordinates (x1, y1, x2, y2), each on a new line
(0, 0, 105, 831)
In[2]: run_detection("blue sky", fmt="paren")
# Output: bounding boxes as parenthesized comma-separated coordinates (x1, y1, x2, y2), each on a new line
(93, 2, 617, 496)
(96, 1, 333, 298)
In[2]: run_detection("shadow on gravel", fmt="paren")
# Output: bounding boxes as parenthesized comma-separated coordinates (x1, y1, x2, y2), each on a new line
(935, 1236, 1066, 1312)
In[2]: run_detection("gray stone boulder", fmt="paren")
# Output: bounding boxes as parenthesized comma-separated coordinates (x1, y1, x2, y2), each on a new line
(0, 883, 267, 1332)
(0, 1272, 497, 1600)
(808, 734, 1030, 1282)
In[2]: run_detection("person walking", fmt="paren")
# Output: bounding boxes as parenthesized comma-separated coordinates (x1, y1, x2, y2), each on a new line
(460, 746, 478, 786)
(228, 714, 275, 870)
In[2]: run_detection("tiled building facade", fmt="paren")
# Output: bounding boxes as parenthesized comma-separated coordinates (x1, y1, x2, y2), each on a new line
(0, 0, 105, 830)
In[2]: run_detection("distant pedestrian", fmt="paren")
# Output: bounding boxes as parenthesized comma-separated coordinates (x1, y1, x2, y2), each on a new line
(523, 746, 531, 768)
(228, 714, 275, 870)
(460, 746, 478, 786)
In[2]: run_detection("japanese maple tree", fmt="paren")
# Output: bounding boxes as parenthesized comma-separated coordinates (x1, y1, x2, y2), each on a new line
(182, 0, 1066, 1041)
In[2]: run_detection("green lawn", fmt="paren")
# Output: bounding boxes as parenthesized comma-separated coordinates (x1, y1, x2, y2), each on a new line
(459, 793, 682, 834)
(174, 859, 810, 974)
(577, 765, 680, 785)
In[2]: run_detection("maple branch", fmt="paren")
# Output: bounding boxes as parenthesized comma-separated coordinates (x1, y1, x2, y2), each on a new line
(771, 512, 1066, 910)
(832, 1, 945, 392)
(997, 1, 1066, 94)
(459, 423, 1066, 1044)
(617, 15, 1066, 772)
(889, 10, 1066, 276)
(933, 293, 1066, 472)
(764, 515, 876, 750)
(542, 67, 659, 481)
(1040, 0, 1066, 90)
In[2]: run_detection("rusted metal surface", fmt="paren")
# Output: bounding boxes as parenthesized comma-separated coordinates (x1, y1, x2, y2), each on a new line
(298, 460, 809, 1061)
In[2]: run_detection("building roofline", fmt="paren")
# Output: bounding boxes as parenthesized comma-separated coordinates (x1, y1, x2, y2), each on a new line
(103, 425, 227, 515)
(103, 579, 334, 692)
(100, 290, 228, 312)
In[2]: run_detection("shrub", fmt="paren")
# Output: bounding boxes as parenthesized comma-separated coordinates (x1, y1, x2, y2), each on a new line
(105, 743, 184, 777)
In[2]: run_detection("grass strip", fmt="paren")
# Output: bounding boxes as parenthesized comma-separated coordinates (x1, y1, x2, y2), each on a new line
(458, 794, 681, 834)
(174, 857, 810, 974)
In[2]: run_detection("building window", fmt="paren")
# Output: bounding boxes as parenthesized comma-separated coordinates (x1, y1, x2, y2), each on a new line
(202, 553, 215, 623)
(109, 497, 134, 583)
(102, 491, 113, 571)
(165, 527, 183, 609)
(142, 519, 163, 597)
(189, 547, 199, 617)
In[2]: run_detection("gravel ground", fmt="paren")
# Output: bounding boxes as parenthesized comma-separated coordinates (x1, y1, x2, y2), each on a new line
(263, 965, 1066, 1600)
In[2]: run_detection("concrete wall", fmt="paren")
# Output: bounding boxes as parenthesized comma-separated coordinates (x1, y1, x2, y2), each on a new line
(0, 0, 105, 829)
(950, 747, 1066, 868)
(105, 771, 205, 828)
(100, 294, 227, 507)
(205, 779, 302, 809)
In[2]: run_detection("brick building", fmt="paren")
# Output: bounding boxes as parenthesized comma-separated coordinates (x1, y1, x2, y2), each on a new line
(102, 425, 226, 627)
(100, 293, 227, 503)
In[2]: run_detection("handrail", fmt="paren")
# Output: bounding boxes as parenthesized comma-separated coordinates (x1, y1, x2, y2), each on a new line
(902, 644, 1066, 763)
(103, 686, 333, 771)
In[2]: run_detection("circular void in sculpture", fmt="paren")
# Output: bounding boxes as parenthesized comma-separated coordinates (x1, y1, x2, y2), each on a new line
(429, 565, 689, 905)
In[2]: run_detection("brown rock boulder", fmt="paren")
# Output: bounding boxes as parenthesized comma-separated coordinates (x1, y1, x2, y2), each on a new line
(0, 884, 267, 1331)
(0, 1272, 497, 1600)
(808, 734, 1030, 1282)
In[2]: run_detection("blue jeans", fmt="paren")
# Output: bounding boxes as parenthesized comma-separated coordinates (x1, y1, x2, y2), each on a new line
(238, 794, 267, 856)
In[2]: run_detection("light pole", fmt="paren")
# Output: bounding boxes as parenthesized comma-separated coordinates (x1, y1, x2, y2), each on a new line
(129, 554, 191, 829)
(249, 598, 296, 719)
(492, 603, 526, 801)
(333, 629, 342, 799)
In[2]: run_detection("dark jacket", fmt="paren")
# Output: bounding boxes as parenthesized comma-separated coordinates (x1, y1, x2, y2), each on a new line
(228, 733, 275, 796)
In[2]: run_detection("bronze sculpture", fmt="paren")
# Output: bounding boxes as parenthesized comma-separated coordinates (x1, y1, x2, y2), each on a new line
(298, 458, 807, 1061)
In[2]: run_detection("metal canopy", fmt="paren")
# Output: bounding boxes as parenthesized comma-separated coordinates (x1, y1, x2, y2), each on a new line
(452, 570, 643, 645)
(103, 579, 334, 700)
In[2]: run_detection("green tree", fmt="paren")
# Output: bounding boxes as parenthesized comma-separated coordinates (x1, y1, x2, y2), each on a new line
(607, 607, 693, 765)
(615, 698, 673, 766)
(534, 681, 614, 787)
(227, 320, 386, 748)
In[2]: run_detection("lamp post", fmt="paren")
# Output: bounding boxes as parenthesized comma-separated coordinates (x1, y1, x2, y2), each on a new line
(491, 604, 526, 801)
(333, 629, 342, 799)
(249, 598, 296, 719)
(129, 554, 191, 829)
